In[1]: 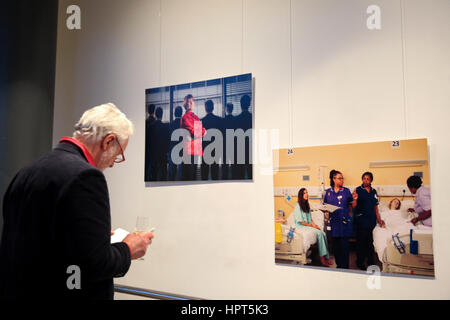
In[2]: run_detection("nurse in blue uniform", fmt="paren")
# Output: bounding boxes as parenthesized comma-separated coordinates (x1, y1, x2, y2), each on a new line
(323, 170, 357, 269)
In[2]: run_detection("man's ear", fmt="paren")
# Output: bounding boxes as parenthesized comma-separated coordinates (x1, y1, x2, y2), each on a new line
(101, 134, 116, 151)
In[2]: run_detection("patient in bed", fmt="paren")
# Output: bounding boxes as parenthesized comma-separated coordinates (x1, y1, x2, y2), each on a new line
(292, 188, 332, 267)
(388, 198, 401, 210)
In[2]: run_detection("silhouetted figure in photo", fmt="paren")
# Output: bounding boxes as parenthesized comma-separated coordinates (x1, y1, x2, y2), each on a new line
(201, 100, 222, 180)
(180, 94, 205, 181)
(168, 106, 183, 181)
(149, 107, 170, 181)
(233, 94, 252, 180)
(145, 104, 156, 181)
(223, 103, 235, 180)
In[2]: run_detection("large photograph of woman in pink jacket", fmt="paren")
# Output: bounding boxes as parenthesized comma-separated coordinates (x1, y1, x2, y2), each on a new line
(145, 73, 253, 182)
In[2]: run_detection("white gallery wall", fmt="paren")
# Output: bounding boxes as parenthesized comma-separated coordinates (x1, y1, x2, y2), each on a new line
(54, 0, 450, 299)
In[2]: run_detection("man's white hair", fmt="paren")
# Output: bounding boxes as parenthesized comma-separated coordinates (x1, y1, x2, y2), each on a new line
(73, 103, 134, 147)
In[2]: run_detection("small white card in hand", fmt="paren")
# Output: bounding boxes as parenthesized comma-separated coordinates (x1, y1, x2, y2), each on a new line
(111, 228, 130, 244)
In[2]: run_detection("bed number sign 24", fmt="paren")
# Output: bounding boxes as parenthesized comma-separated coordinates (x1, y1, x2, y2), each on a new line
(392, 141, 400, 148)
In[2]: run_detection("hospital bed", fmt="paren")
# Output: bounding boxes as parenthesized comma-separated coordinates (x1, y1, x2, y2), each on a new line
(275, 209, 325, 265)
(373, 200, 435, 277)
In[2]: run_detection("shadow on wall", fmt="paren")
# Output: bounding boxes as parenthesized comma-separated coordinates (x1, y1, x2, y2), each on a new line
(0, 0, 58, 240)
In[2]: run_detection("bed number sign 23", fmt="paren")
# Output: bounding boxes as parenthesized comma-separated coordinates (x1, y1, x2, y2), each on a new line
(392, 141, 400, 148)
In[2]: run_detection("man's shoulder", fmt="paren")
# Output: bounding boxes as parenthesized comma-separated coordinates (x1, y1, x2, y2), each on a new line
(203, 113, 222, 123)
(24, 147, 101, 184)
(153, 120, 169, 129)
(170, 118, 181, 128)
(7, 148, 104, 205)
(236, 111, 252, 118)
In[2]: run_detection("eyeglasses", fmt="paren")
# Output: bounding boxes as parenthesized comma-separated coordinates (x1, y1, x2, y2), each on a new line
(114, 137, 125, 163)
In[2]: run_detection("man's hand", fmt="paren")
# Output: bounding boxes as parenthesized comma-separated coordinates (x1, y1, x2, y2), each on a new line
(122, 232, 154, 260)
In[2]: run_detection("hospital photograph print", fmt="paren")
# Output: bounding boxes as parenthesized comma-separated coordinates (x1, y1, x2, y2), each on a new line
(144, 73, 253, 182)
(273, 138, 434, 278)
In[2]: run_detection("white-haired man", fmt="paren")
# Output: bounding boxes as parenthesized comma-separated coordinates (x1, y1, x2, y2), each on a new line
(0, 103, 153, 300)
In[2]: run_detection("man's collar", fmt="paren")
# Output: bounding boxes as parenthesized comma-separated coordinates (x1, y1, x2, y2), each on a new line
(59, 137, 96, 167)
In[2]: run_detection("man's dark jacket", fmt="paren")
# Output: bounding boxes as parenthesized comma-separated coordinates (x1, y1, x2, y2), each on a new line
(201, 113, 224, 154)
(149, 119, 170, 162)
(0, 141, 131, 300)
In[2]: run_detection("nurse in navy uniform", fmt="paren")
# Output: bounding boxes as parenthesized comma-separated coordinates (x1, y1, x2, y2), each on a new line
(323, 170, 357, 269)
(354, 172, 386, 270)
